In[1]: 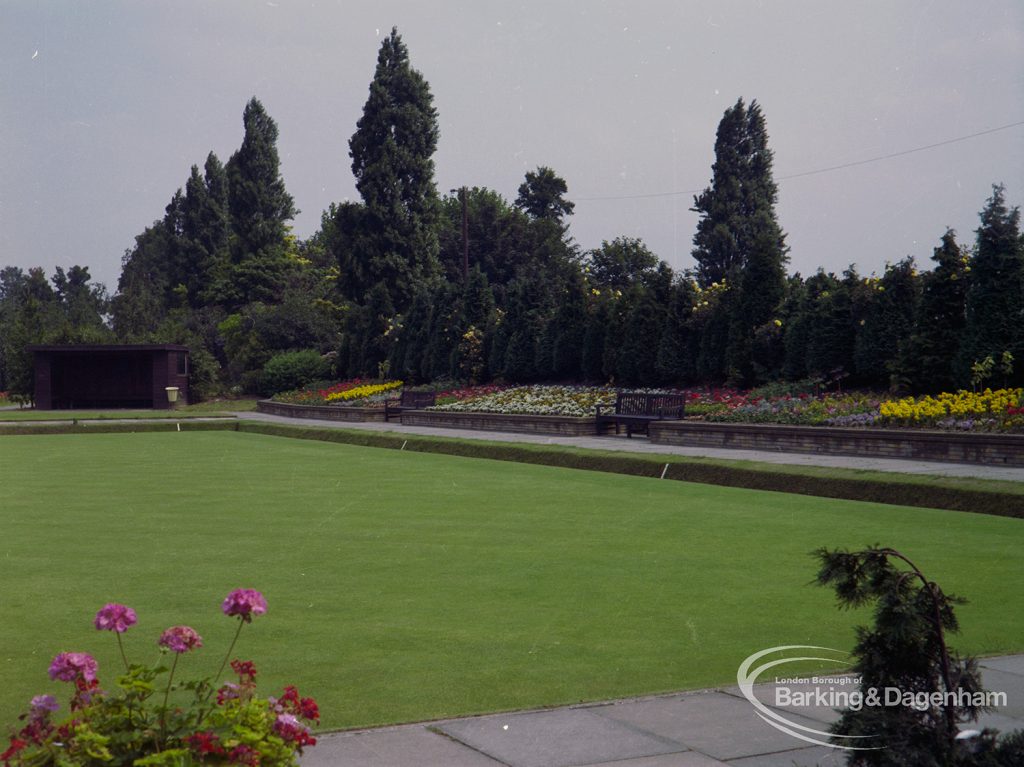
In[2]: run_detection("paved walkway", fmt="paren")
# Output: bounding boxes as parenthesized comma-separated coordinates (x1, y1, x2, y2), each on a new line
(235, 411, 1024, 482)
(301, 655, 1024, 767)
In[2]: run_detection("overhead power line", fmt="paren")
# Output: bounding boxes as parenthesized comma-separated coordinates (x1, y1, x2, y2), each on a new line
(575, 119, 1024, 202)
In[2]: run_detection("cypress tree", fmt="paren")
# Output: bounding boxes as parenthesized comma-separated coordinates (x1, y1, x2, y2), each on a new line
(225, 97, 297, 307)
(551, 274, 588, 380)
(655, 280, 695, 385)
(345, 27, 441, 312)
(617, 287, 664, 386)
(804, 270, 857, 381)
(961, 185, 1024, 385)
(581, 297, 610, 382)
(909, 230, 970, 392)
(853, 258, 920, 389)
(228, 98, 296, 256)
(692, 99, 787, 385)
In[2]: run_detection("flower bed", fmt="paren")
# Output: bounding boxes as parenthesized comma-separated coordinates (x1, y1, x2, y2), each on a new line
(700, 388, 1024, 433)
(705, 393, 882, 427)
(429, 385, 616, 418)
(268, 381, 1024, 434)
(271, 379, 401, 407)
(879, 388, 1024, 431)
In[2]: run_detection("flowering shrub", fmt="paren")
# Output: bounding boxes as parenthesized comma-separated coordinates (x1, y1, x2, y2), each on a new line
(2, 590, 318, 767)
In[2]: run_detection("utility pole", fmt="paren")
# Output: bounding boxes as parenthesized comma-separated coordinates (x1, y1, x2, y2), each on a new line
(460, 186, 469, 282)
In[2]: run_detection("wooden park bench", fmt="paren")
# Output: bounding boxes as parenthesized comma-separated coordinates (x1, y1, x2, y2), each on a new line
(595, 392, 687, 438)
(384, 390, 437, 421)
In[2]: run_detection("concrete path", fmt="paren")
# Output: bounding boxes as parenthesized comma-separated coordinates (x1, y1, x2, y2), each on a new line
(301, 655, 1024, 767)
(235, 411, 1024, 482)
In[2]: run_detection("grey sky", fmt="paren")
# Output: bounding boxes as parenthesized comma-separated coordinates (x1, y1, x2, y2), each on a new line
(2, 1, 1022, 293)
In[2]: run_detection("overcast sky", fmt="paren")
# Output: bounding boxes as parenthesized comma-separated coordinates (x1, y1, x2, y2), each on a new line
(2, 1, 1022, 293)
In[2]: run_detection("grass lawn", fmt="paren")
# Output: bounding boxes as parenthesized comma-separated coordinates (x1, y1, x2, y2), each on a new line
(1, 431, 1021, 732)
(0, 398, 259, 421)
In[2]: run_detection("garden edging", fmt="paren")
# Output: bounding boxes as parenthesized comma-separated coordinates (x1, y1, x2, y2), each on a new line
(649, 420, 1024, 467)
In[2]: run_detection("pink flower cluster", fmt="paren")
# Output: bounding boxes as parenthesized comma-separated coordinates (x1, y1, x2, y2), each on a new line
(221, 589, 267, 622)
(47, 653, 98, 683)
(158, 626, 203, 654)
(94, 603, 137, 633)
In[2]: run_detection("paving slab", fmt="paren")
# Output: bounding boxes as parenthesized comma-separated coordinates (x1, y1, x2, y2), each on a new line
(300, 725, 505, 767)
(970, 667, 1024, 719)
(980, 654, 1024, 677)
(299, 657, 1024, 767)
(726, 744, 846, 766)
(719, 679, 848, 726)
(974, 712, 1024, 734)
(436, 707, 687, 767)
(590, 691, 833, 761)
(577, 753, 728, 766)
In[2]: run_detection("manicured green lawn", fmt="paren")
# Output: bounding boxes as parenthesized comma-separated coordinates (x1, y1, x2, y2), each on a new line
(0, 432, 1021, 731)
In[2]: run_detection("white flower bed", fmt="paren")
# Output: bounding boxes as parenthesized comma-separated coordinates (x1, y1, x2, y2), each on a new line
(429, 385, 617, 418)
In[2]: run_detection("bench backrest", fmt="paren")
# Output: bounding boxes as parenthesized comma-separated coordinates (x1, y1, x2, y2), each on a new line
(615, 392, 686, 417)
(400, 390, 437, 409)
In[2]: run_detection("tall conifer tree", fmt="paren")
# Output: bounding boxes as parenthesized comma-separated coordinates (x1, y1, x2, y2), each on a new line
(343, 27, 441, 311)
(909, 230, 969, 392)
(224, 97, 297, 307)
(961, 185, 1024, 385)
(691, 99, 787, 384)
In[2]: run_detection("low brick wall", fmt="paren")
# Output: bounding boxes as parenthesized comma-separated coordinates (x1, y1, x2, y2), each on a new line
(256, 400, 385, 422)
(648, 420, 1024, 467)
(400, 409, 596, 436)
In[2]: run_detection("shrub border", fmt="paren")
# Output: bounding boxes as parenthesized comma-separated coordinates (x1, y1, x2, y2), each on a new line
(2, 420, 1021, 519)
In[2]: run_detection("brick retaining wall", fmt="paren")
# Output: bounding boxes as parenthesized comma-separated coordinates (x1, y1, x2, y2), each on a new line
(648, 420, 1024, 467)
(256, 400, 385, 422)
(399, 409, 596, 436)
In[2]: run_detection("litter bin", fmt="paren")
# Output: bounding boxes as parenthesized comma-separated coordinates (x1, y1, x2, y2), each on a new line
(165, 386, 180, 409)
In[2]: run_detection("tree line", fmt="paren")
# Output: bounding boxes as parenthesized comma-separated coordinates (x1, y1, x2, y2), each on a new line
(2, 28, 1022, 398)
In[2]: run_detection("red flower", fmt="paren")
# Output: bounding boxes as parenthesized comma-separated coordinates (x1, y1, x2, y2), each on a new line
(1, 737, 28, 764)
(231, 659, 257, 682)
(228, 744, 260, 766)
(186, 731, 225, 758)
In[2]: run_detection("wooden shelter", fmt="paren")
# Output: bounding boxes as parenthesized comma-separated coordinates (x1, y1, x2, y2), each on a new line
(29, 344, 190, 409)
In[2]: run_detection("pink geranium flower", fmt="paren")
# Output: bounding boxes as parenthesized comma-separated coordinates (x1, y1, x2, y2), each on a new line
(158, 626, 203, 654)
(221, 589, 267, 622)
(29, 695, 59, 717)
(48, 652, 98, 683)
(94, 603, 137, 633)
